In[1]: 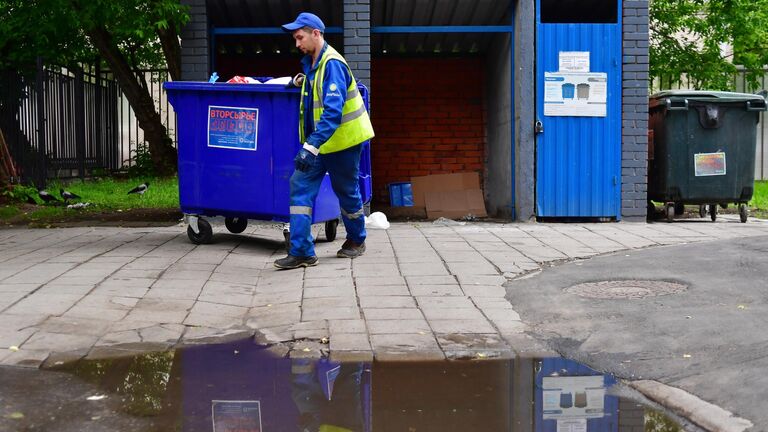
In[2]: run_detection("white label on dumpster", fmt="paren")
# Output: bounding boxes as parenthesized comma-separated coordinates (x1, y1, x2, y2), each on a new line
(544, 72, 607, 117)
(207, 105, 259, 151)
(694, 152, 727, 176)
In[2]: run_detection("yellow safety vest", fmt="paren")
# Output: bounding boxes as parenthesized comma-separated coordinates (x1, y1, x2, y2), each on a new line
(299, 45, 375, 154)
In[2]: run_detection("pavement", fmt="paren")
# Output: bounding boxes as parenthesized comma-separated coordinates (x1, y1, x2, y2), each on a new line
(505, 231, 768, 430)
(1, 216, 768, 428)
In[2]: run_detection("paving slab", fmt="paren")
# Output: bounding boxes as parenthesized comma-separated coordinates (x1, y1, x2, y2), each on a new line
(0, 220, 767, 368)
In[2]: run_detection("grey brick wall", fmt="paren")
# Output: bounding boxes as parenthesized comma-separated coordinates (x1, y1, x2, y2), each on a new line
(343, 0, 371, 89)
(621, 0, 650, 221)
(180, 0, 209, 81)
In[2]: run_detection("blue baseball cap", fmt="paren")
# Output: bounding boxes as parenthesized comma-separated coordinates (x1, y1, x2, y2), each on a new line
(282, 12, 326, 33)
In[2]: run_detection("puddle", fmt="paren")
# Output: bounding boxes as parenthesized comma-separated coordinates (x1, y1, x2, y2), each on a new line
(0, 340, 691, 431)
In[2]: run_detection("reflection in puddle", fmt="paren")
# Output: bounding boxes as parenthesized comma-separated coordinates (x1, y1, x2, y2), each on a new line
(11, 340, 686, 431)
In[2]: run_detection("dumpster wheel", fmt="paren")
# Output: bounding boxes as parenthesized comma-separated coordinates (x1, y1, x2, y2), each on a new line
(325, 219, 339, 242)
(187, 218, 213, 244)
(739, 203, 748, 223)
(699, 205, 707, 218)
(665, 203, 675, 222)
(225, 217, 248, 234)
(709, 204, 717, 222)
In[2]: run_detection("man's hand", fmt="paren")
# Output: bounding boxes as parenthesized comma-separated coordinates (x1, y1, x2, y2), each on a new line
(294, 143, 319, 172)
(286, 73, 306, 89)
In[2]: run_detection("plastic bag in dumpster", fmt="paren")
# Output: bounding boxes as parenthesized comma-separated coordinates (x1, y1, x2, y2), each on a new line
(226, 75, 261, 84)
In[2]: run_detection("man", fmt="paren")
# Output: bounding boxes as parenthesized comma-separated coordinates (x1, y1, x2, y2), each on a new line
(275, 12, 375, 270)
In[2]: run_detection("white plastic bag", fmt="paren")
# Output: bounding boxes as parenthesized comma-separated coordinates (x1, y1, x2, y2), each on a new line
(365, 212, 390, 229)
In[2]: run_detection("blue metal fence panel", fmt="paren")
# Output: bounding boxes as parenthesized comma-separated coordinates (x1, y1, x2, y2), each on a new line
(535, 2, 623, 218)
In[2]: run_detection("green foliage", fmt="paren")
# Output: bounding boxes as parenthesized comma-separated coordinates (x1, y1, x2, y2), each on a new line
(750, 180, 768, 209)
(0, 0, 189, 74)
(0, 205, 20, 218)
(2, 184, 38, 203)
(651, 0, 768, 90)
(126, 141, 156, 178)
(645, 409, 683, 431)
(650, 0, 768, 90)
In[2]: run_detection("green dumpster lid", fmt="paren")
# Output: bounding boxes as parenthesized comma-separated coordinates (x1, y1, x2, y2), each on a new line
(650, 90, 766, 102)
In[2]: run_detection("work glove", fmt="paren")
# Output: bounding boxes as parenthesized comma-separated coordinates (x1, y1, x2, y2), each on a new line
(286, 73, 306, 89)
(294, 142, 319, 172)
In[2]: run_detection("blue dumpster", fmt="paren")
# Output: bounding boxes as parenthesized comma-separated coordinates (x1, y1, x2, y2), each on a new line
(164, 81, 373, 245)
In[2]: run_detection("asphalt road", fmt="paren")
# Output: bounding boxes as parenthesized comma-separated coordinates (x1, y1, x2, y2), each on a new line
(505, 234, 768, 430)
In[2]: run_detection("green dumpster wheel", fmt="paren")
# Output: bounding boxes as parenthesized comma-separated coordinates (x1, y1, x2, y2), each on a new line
(187, 218, 213, 245)
(225, 217, 248, 234)
(325, 219, 339, 242)
(699, 205, 707, 218)
(739, 203, 748, 223)
(665, 203, 675, 222)
(709, 204, 717, 222)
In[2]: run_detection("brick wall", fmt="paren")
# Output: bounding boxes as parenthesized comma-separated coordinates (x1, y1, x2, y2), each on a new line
(180, 0, 209, 81)
(370, 58, 486, 205)
(344, 0, 371, 88)
(621, 0, 650, 220)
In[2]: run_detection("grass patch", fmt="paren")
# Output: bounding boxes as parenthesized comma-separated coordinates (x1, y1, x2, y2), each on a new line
(0, 206, 20, 219)
(750, 180, 768, 218)
(1, 177, 179, 225)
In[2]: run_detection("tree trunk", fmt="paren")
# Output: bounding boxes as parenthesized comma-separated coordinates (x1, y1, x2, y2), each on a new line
(87, 26, 177, 175)
(157, 25, 181, 82)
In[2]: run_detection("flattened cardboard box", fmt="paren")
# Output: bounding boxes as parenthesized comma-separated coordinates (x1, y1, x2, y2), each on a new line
(410, 172, 481, 209)
(425, 189, 487, 219)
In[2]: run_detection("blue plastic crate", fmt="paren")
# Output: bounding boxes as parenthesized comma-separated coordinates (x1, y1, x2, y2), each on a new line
(389, 182, 413, 207)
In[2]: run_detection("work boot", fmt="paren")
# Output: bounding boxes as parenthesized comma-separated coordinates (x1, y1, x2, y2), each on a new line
(274, 255, 319, 270)
(336, 239, 366, 258)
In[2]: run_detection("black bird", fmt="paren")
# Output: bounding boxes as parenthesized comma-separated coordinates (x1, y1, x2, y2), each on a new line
(127, 182, 149, 195)
(38, 189, 60, 203)
(60, 188, 81, 202)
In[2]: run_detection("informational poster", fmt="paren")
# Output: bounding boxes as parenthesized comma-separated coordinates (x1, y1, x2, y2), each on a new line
(544, 72, 608, 117)
(559, 52, 590, 73)
(211, 400, 262, 432)
(557, 418, 588, 432)
(207, 105, 259, 151)
(542, 375, 605, 420)
(694, 152, 727, 176)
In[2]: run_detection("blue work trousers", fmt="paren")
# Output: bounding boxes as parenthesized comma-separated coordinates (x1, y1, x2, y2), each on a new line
(289, 144, 366, 257)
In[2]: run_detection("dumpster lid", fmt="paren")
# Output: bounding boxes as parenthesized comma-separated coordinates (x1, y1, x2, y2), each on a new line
(650, 90, 766, 103)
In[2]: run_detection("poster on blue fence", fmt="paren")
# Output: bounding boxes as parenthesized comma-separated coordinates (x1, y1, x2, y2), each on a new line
(208, 106, 259, 151)
(211, 400, 262, 432)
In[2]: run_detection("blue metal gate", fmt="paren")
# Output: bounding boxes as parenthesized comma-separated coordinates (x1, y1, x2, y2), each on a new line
(535, 0, 622, 218)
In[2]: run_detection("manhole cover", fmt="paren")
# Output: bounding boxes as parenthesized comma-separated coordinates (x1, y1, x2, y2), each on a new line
(564, 280, 687, 299)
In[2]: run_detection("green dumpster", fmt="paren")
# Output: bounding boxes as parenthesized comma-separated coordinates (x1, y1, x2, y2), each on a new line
(648, 90, 767, 222)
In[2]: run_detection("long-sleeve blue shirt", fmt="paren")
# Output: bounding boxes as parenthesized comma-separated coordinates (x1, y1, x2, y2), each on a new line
(301, 42, 352, 149)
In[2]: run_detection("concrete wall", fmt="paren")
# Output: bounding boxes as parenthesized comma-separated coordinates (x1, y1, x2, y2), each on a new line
(485, 34, 514, 219)
(621, 0, 650, 220)
(179, 0, 209, 81)
(515, 0, 536, 221)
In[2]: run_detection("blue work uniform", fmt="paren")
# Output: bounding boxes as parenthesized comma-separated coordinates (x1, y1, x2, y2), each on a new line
(290, 42, 367, 258)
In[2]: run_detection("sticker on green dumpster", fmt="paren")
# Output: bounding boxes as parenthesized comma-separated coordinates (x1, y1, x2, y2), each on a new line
(694, 152, 727, 176)
(207, 106, 259, 151)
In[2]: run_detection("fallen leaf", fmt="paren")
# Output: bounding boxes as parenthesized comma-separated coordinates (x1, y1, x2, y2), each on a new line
(320, 337, 329, 344)
(5, 412, 24, 419)
(737, 305, 747, 310)
(87, 395, 107, 401)
(476, 353, 487, 358)
(9, 346, 19, 352)
(683, 354, 692, 359)
(302, 347, 311, 352)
